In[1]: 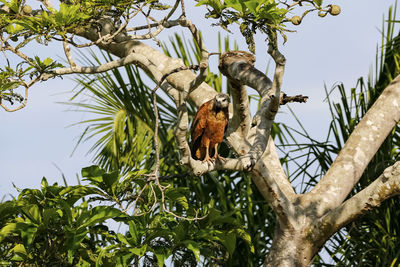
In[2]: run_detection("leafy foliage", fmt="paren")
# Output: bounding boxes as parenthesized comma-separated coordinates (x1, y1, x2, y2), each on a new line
(196, 0, 339, 52)
(0, 0, 173, 108)
(197, 0, 288, 52)
(0, 167, 259, 266)
(0, 177, 127, 266)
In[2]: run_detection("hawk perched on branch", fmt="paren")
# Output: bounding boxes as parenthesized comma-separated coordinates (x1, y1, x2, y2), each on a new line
(190, 93, 230, 162)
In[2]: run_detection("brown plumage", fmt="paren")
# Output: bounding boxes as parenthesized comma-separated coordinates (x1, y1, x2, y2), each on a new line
(190, 93, 230, 162)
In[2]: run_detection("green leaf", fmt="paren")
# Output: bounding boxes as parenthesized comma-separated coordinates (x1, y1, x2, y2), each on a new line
(18, 223, 38, 247)
(78, 206, 124, 229)
(0, 223, 19, 242)
(154, 250, 168, 267)
(217, 230, 236, 255)
(243, 0, 259, 14)
(313, 0, 323, 7)
(5, 23, 24, 34)
(60, 185, 103, 206)
(43, 57, 53, 66)
(235, 228, 254, 253)
(165, 188, 189, 210)
(224, 0, 244, 14)
(196, 0, 222, 12)
(184, 240, 201, 262)
(116, 233, 130, 245)
(81, 165, 105, 178)
(102, 171, 120, 190)
(65, 227, 88, 252)
(40, 177, 49, 190)
(130, 245, 149, 257)
(128, 221, 139, 246)
(10, 244, 27, 260)
(0, 201, 17, 218)
(21, 204, 41, 224)
(55, 3, 89, 25)
(42, 208, 60, 225)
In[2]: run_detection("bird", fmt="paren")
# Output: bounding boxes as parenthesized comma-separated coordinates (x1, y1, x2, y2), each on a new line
(190, 93, 230, 162)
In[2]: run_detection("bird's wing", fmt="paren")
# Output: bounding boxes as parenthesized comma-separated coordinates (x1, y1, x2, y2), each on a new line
(223, 109, 229, 133)
(191, 100, 209, 144)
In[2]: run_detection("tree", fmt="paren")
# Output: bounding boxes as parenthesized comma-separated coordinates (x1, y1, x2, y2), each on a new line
(318, 8, 400, 265)
(1, 0, 400, 266)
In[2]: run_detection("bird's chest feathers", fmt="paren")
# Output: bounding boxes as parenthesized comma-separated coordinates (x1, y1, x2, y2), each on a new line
(207, 110, 227, 123)
(204, 110, 227, 141)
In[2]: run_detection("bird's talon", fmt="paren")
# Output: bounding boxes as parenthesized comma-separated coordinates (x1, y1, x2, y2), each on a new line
(216, 156, 226, 163)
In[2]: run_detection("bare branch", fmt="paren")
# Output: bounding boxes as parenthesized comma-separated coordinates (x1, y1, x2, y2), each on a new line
(0, 86, 28, 112)
(313, 161, 400, 241)
(126, 0, 181, 40)
(63, 39, 76, 68)
(218, 50, 276, 170)
(147, 70, 208, 221)
(41, 52, 150, 79)
(178, 18, 209, 92)
(3, 42, 35, 66)
(251, 158, 297, 227)
(280, 93, 308, 105)
(309, 74, 400, 216)
(226, 80, 252, 156)
(262, 137, 297, 201)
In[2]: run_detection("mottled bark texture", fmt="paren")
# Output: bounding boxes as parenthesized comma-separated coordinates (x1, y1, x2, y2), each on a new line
(35, 12, 400, 266)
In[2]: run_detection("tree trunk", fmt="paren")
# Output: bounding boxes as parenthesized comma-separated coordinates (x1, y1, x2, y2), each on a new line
(264, 224, 320, 267)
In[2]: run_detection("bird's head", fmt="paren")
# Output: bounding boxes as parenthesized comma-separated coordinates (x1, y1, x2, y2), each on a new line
(214, 93, 230, 109)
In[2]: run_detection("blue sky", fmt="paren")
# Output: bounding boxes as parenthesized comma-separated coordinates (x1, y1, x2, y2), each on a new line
(0, 0, 396, 198)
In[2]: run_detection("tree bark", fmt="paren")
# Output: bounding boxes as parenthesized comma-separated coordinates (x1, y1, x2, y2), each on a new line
(264, 229, 315, 267)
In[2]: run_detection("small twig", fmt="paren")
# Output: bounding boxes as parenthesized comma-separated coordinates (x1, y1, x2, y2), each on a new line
(3, 42, 35, 66)
(122, 184, 148, 214)
(132, 182, 158, 216)
(158, 172, 190, 181)
(40, 52, 150, 79)
(0, 85, 29, 112)
(70, 7, 138, 48)
(126, 0, 181, 40)
(63, 39, 76, 67)
(151, 87, 161, 180)
(145, 64, 208, 221)
(280, 93, 308, 105)
(180, 0, 186, 17)
(160, 65, 199, 84)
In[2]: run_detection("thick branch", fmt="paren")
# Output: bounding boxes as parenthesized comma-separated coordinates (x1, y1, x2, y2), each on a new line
(219, 51, 274, 166)
(219, 51, 272, 96)
(218, 49, 295, 225)
(251, 158, 297, 227)
(42, 52, 150, 79)
(226, 80, 252, 155)
(262, 137, 297, 202)
(313, 161, 400, 242)
(309, 74, 400, 216)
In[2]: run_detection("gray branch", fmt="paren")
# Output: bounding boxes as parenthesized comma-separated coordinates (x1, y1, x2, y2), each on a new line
(312, 161, 400, 242)
(308, 74, 400, 217)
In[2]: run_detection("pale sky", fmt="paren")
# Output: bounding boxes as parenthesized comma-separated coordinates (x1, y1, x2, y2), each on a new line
(0, 1, 396, 198)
